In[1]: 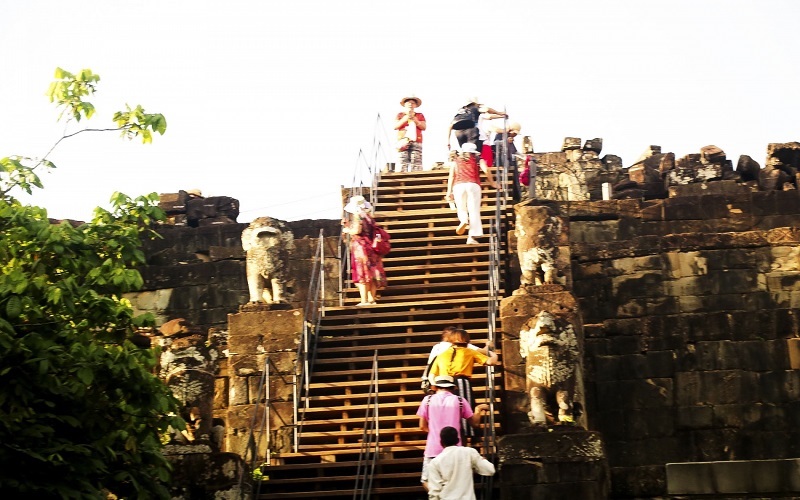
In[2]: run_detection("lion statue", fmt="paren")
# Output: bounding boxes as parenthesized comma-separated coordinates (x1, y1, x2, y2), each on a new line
(519, 310, 581, 427)
(241, 217, 294, 304)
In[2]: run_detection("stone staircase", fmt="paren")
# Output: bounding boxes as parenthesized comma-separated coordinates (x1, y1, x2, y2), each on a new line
(256, 169, 512, 499)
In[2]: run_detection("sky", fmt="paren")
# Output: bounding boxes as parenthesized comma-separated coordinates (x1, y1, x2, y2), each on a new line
(1, 1, 798, 223)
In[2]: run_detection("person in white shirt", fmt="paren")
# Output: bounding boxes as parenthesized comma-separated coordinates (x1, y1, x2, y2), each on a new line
(426, 426, 496, 500)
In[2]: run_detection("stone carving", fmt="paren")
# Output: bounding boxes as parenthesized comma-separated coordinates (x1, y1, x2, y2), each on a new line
(519, 310, 581, 426)
(157, 318, 220, 448)
(241, 217, 294, 304)
(516, 205, 563, 286)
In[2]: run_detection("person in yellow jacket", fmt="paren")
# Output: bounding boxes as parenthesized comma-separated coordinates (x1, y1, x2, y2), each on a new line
(428, 328, 499, 441)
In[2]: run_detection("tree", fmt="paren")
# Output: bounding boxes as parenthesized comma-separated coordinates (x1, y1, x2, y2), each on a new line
(0, 68, 180, 498)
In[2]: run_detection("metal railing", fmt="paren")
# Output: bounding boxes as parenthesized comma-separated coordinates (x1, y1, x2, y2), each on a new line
(353, 351, 380, 500)
(478, 120, 513, 499)
(294, 229, 327, 450)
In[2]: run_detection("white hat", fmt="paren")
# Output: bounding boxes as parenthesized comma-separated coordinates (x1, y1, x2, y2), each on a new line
(459, 143, 479, 155)
(433, 375, 455, 388)
(465, 96, 480, 105)
(343, 195, 372, 214)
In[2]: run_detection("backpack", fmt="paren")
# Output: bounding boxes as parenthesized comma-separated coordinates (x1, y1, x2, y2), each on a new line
(372, 225, 391, 256)
(451, 105, 478, 130)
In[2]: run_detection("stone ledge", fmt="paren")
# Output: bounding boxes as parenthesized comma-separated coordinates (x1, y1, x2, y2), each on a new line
(666, 458, 800, 494)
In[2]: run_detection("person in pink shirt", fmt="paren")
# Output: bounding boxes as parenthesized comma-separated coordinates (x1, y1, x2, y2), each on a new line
(416, 375, 489, 490)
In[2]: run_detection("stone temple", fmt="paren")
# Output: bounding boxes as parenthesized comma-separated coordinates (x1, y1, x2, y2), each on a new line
(126, 139, 800, 499)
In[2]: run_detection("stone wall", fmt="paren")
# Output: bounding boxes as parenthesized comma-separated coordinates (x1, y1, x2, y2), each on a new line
(565, 183, 800, 497)
(126, 218, 342, 334)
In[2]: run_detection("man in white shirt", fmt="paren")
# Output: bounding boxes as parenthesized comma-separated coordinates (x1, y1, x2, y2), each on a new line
(426, 426, 496, 500)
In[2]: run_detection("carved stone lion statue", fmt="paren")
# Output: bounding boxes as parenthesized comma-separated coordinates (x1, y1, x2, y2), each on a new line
(241, 217, 294, 304)
(516, 205, 563, 286)
(519, 310, 581, 427)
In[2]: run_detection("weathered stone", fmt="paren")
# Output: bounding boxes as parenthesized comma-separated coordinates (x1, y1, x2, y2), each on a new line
(700, 145, 726, 164)
(228, 309, 303, 339)
(159, 190, 190, 214)
(562, 137, 582, 150)
(631, 145, 662, 166)
(658, 152, 675, 173)
(209, 245, 245, 261)
(187, 196, 240, 226)
(165, 449, 251, 499)
(759, 164, 791, 191)
(583, 138, 603, 154)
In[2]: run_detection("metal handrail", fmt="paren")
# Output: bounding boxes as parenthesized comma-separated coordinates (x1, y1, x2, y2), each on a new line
(480, 218, 502, 500)
(353, 351, 380, 500)
(479, 118, 512, 499)
(243, 357, 269, 496)
(294, 230, 327, 451)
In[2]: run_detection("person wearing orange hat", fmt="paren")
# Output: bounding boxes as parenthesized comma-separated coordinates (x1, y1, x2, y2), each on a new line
(395, 95, 426, 172)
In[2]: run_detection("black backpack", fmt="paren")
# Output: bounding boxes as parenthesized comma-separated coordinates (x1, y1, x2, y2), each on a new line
(451, 105, 478, 130)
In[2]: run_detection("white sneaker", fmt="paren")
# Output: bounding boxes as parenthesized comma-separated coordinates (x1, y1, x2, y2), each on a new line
(466, 237, 479, 245)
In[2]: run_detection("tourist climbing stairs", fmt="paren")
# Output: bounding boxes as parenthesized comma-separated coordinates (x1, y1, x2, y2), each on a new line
(256, 168, 513, 499)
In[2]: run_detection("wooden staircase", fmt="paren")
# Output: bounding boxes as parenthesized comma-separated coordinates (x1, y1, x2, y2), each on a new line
(256, 168, 512, 499)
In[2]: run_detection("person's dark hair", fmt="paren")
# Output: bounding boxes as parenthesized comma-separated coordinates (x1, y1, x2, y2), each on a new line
(451, 328, 470, 345)
(440, 426, 459, 447)
(441, 325, 457, 342)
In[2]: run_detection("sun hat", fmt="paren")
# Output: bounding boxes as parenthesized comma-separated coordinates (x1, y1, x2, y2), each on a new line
(508, 122, 522, 133)
(343, 195, 373, 214)
(400, 95, 422, 107)
(186, 188, 203, 197)
(459, 143, 479, 155)
(432, 375, 455, 388)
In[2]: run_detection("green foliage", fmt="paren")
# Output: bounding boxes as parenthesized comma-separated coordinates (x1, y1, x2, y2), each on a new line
(113, 105, 167, 144)
(46, 67, 100, 122)
(0, 194, 181, 499)
(0, 69, 180, 499)
(1, 67, 167, 199)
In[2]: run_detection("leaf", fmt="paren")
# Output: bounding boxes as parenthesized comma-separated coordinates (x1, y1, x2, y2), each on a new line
(5, 295, 21, 319)
(76, 366, 94, 385)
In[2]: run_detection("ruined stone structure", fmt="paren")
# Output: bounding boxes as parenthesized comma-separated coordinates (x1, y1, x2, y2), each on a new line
(127, 217, 341, 334)
(134, 139, 800, 498)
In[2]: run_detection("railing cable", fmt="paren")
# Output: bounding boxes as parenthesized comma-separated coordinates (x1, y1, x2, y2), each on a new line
(353, 351, 380, 500)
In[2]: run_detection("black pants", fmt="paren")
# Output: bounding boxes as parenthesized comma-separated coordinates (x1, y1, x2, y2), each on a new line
(454, 127, 480, 150)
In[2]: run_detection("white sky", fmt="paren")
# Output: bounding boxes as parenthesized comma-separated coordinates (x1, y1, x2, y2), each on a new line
(1, 1, 798, 223)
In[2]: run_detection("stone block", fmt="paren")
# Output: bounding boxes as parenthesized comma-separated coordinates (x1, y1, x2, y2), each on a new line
(158, 191, 189, 213)
(498, 430, 607, 462)
(676, 370, 759, 406)
(676, 405, 713, 429)
(626, 407, 675, 439)
(209, 245, 245, 261)
(229, 309, 304, 338)
(214, 376, 228, 409)
(758, 370, 800, 403)
(612, 271, 664, 301)
(788, 338, 800, 369)
(228, 375, 249, 406)
(562, 137, 582, 151)
(166, 451, 250, 498)
(606, 435, 688, 468)
(610, 465, 666, 497)
(666, 458, 800, 494)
